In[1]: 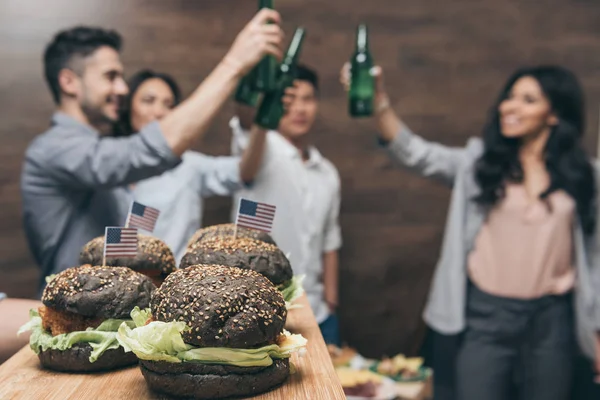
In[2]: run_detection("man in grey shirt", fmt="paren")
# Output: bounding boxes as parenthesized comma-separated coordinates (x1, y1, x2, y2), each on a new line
(21, 9, 282, 291)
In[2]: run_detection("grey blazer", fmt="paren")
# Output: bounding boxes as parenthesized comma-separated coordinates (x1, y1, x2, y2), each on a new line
(384, 123, 600, 360)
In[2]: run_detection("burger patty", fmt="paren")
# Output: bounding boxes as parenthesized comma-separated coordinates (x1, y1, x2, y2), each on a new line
(39, 306, 104, 335)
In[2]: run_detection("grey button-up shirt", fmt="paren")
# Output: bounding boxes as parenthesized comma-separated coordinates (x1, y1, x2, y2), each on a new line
(21, 113, 180, 290)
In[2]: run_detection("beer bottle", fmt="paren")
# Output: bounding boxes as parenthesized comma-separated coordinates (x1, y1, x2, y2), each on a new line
(349, 24, 374, 117)
(253, 0, 277, 92)
(235, 69, 260, 107)
(255, 27, 306, 130)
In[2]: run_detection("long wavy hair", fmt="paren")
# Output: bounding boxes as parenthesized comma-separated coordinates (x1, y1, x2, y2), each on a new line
(474, 66, 596, 235)
(114, 69, 181, 136)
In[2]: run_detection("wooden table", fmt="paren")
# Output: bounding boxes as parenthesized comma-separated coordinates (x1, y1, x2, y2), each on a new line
(0, 295, 345, 400)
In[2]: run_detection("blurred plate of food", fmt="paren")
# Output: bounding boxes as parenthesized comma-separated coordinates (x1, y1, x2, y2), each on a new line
(336, 367, 397, 400)
(369, 354, 430, 382)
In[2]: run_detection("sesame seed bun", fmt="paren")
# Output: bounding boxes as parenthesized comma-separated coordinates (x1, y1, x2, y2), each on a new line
(37, 344, 138, 372)
(79, 234, 176, 286)
(151, 265, 287, 348)
(186, 224, 277, 250)
(180, 237, 292, 286)
(42, 265, 155, 320)
(139, 358, 290, 399)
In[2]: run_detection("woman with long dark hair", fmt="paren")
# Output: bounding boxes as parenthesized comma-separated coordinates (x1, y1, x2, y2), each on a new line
(341, 64, 600, 399)
(116, 69, 268, 262)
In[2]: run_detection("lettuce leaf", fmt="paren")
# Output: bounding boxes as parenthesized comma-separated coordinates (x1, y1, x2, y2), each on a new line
(278, 275, 305, 309)
(18, 309, 135, 362)
(116, 307, 307, 367)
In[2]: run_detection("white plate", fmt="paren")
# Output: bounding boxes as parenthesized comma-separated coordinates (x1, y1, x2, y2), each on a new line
(345, 376, 397, 400)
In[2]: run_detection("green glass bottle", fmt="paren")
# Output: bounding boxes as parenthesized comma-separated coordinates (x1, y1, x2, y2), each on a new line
(235, 68, 260, 107)
(253, 0, 277, 92)
(254, 27, 306, 130)
(349, 24, 375, 117)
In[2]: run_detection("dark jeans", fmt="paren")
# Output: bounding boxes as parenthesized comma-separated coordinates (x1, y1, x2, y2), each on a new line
(426, 330, 462, 400)
(456, 284, 574, 400)
(319, 313, 341, 346)
(572, 353, 600, 400)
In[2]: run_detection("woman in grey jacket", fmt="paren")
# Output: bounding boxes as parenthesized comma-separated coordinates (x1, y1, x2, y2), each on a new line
(342, 64, 600, 399)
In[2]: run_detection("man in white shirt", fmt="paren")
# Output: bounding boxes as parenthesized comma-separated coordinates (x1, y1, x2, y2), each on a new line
(229, 65, 342, 345)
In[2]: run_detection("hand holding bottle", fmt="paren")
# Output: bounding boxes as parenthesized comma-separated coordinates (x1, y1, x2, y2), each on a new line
(340, 63, 390, 116)
(224, 9, 284, 77)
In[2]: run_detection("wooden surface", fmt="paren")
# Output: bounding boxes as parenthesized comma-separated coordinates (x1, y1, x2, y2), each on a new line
(3, 0, 600, 359)
(0, 295, 345, 400)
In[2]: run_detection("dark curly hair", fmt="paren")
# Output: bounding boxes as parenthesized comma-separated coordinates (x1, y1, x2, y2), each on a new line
(474, 65, 596, 234)
(114, 69, 181, 136)
(43, 26, 122, 104)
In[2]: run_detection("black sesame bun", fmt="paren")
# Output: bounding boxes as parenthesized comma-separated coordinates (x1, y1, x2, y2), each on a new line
(152, 265, 287, 348)
(37, 345, 138, 373)
(180, 237, 292, 286)
(42, 265, 155, 320)
(139, 358, 290, 399)
(186, 223, 277, 250)
(37, 265, 155, 372)
(143, 265, 289, 398)
(79, 233, 176, 286)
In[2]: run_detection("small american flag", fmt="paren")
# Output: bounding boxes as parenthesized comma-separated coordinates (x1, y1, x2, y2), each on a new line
(235, 198, 276, 233)
(104, 227, 138, 259)
(127, 201, 160, 233)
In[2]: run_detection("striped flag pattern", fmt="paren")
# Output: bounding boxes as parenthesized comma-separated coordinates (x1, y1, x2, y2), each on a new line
(127, 201, 160, 233)
(104, 227, 138, 259)
(235, 198, 276, 233)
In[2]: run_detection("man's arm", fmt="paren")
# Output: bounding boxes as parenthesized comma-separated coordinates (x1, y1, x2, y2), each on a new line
(160, 9, 282, 156)
(323, 250, 340, 312)
(236, 103, 258, 131)
(231, 81, 296, 153)
(238, 125, 268, 183)
(322, 173, 343, 313)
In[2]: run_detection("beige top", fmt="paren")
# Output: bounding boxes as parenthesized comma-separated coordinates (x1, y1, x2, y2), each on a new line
(468, 184, 575, 299)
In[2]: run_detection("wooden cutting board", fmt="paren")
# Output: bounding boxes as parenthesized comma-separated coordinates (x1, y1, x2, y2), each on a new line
(0, 294, 345, 400)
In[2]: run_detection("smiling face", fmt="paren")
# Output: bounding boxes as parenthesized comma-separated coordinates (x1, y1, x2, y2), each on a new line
(277, 80, 318, 140)
(129, 78, 176, 132)
(61, 46, 129, 127)
(499, 76, 558, 139)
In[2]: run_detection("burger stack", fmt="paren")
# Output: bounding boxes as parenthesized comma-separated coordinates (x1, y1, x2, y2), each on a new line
(19, 223, 307, 399)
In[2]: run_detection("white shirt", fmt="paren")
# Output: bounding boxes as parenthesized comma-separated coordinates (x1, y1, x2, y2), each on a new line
(229, 117, 342, 324)
(132, 151, 241, 263)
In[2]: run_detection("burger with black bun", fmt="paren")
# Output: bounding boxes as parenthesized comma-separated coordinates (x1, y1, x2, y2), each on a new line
(117, 265, 307, 399)
(19, 265, 156, 372)
(79, 233, 176, 286)
(180, 237, 304, 307)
